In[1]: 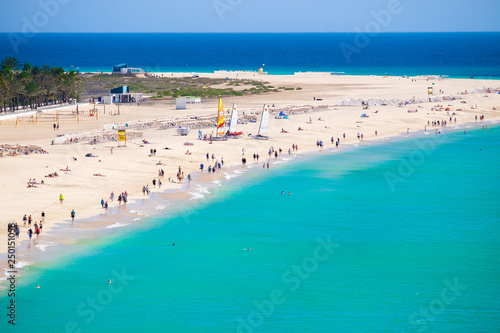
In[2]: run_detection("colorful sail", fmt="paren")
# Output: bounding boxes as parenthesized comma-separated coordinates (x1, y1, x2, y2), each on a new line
(217, 97, 225, 136)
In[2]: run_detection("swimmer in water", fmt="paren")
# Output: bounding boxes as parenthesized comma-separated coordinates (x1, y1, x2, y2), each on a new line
(288, 192, 292, 195)
(281, 191, 285, 194)
(108, 279, 111, 284)
(36, 284, 40, 289)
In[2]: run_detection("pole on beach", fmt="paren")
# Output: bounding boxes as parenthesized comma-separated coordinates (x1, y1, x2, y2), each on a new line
(77, 114, 79, 124)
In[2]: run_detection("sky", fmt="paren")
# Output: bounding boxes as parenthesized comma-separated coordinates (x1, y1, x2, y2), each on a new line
(1, 0, 499, 33)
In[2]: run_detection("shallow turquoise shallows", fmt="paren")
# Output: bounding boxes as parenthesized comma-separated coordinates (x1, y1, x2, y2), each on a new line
(2, 125, 499, 332)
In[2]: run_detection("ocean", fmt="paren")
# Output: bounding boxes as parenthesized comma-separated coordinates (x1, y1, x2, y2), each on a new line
(1, 33, 500, 78)
(2, 123, 499, 332)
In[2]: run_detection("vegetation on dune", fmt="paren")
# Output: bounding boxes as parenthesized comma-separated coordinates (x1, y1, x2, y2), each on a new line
(0, 56, 301, 110)
(80, 74, 282, 100)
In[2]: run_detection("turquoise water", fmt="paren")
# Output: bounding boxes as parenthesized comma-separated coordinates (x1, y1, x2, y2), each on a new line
(2, 124, 500, 332)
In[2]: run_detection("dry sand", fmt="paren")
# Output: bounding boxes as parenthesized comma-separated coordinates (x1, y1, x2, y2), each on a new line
(0, 73, 499, 282)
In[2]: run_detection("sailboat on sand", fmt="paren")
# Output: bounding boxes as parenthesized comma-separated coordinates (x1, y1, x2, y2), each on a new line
(226, 103, 243, 137)
(212, 97, 227, 141)
(252, 104, 270, 140)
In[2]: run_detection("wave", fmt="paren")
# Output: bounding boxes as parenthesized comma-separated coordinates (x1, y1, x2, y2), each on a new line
(35, 242, 56, 252)
(106, 223, 130, 229)
(14, 260, 32, 269)
(188, 192, 205, 200)
(129, 210, 150, 217)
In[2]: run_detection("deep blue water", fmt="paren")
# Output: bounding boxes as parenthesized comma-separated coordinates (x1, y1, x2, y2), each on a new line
(1, 124, 499, 332)
(1, 33, 500, 78)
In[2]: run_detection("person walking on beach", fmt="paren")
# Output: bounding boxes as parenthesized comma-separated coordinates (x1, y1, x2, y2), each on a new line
(23, 214, 27, 226)
(28, 228, 33, 240)
(71, 209, 75, 222)
(110, 192, 114, 201)
(104, 201, 108, 212)
(28, 215, 32, 226)
(59, 194, 64, 204)
(101, 199, 105, 208)
(41, 211, 45, 222)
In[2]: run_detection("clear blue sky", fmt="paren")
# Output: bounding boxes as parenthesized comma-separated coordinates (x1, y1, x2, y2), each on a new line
(1, 0, 499, 33)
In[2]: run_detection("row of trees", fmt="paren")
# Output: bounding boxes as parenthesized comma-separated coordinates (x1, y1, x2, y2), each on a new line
(0, 57, 81, 113)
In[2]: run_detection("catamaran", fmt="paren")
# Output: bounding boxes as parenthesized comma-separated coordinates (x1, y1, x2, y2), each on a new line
(227, 103, 243, 137)
(213, 97, 227, 141)
(252, 104, 270, 140)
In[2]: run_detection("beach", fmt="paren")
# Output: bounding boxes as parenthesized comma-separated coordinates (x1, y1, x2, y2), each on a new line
(0, 72, 499, 281)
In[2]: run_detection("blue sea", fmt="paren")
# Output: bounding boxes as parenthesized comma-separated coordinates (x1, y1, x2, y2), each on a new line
(1, 33, 500, 78)
(1, 124, 499, 332)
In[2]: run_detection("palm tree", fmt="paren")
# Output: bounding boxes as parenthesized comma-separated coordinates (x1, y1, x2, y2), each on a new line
(7, 76, 26, 110)
(24, 80, 39, 109)
(1, 56, 22, 77)
(0, 57, 82, 110)
(0, 74, 8, 112)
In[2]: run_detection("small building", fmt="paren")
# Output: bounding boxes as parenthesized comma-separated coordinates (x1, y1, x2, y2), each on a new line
(101, 96, 113, 105)
(176, 96, 201, 110)
(112, 63, 145, 74)
(113, 63, 128, 74)
(104, 86, 143, 104)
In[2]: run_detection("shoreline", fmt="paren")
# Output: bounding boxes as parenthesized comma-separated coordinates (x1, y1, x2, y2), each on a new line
(78, 70, 500, 81)
(1, 119, 497, 288)
(1, 73, 499, 287)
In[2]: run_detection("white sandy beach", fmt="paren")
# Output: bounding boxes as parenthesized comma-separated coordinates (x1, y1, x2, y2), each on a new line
(0, 73, 499, 282)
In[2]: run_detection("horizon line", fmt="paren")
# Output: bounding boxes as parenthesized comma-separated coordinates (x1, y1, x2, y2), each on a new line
(2, 31, 500, 34)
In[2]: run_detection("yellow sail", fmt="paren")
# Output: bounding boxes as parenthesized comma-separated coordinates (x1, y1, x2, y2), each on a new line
(217, 97, 225, 135)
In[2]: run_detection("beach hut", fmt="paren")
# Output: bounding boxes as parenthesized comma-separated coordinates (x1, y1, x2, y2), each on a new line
(176, 97, 201, 110)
